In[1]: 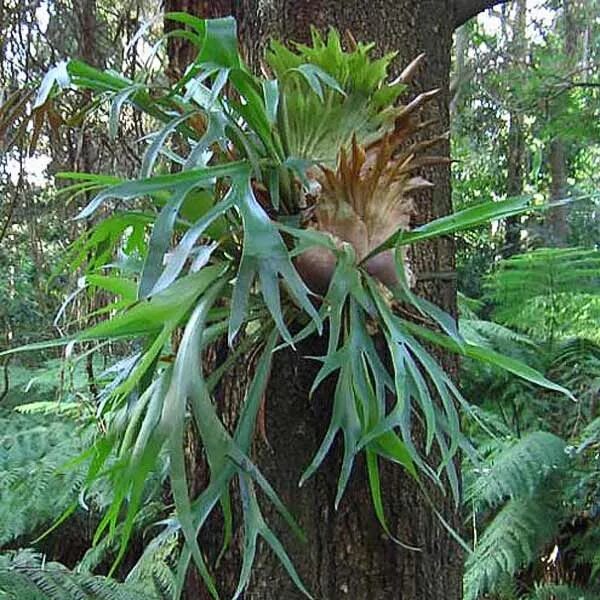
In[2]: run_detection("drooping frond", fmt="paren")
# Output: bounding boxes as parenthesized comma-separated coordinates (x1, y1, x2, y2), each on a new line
(0, 549, 162, 600)
(464, 494, 562, 600)
(466, 431, 569, 511)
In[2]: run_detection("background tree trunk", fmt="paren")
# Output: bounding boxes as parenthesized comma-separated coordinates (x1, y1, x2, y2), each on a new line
(547, 137, 570, 245)
(168, 2, 465, 598)
(545, 0, 577, 246)
(503, 0, 527, 257)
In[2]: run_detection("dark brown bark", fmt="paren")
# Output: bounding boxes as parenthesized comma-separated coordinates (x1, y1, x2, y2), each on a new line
(453, 0, 510, 28)
(167, 1, 472, 598)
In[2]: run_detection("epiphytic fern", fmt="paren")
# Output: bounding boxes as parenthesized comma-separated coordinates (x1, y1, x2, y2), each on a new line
(14, 15, 573, 599)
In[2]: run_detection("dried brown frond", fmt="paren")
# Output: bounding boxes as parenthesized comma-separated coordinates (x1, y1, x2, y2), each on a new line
(295, 60, 446, 293)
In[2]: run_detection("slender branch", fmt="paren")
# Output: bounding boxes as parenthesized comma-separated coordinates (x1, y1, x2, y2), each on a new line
(453, 0, 511, 29)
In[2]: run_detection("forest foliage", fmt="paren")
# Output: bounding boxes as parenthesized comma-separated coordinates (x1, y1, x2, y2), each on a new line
(0, 1, 599, 599)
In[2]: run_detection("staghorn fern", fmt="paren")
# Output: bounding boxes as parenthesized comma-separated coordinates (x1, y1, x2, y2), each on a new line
(265, 27, 410, 162)
(9, 15, 572, 600)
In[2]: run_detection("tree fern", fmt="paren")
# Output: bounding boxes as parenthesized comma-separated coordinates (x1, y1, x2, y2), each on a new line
(486, 247, 600, 314)
(485, 247, 600, 342)
(464, 432, 571, 599)
(466, 431, 569, 511)
(527, 583, 596, 600)
(465, 493, 562, 600)
(0, 409, 93, 545)
(0, 549, 162, 600)
(548, 338, 600, 402)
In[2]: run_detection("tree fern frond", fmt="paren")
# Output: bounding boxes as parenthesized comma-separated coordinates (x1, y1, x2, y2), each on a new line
(548, 338, 600, 401)
(464, 405, 515, 439)
(528, 583, 596, 600)
(485, 247, 600, 342)
(0, 409, 93, 545)
(457, 292, 485, 320)
(466, 431, 569, 510)
(0, 549, 161, 600)
(124, 531, 178, 599)
(462, 319, 539, 351)
(464, 494, 562, 600)
(78, 501, 167, 573)
(486, 247, 600, 308)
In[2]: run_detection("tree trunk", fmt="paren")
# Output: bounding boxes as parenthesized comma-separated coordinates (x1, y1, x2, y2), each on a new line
(168, 2, 466, 598)
(235, 4, 459, 599)
(547, 137, 570, 246)
(450, 24, 469, 119)
(503, 0, 527, 258)
(545, 0, 577, 247)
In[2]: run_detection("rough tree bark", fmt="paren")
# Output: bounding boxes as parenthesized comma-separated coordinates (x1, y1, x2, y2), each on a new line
(162, 1, 508, 598)
(229, 4, 458, 600)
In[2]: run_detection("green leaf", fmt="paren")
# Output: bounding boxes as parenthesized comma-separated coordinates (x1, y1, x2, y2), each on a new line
(109, 85, 142, 139)
(78, 265, 225, 340)
(372, 196, 533, 255)
(201, 17, 240, 68)
(290, 64, 345, 101)
(163, 285, 224, 599)
(262, 79, 279, 124)
(139, 183, 196, 298)
(141, 113, 196, 178)
(229, 175, 321, 344)
(86, 274, 137, 303)
(365, 448, 420, 550)
(152, 189, 236, 295)
(34, 61, 70, 108)
(402, 320, 575, 399)
(76, 161, 248, 219)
